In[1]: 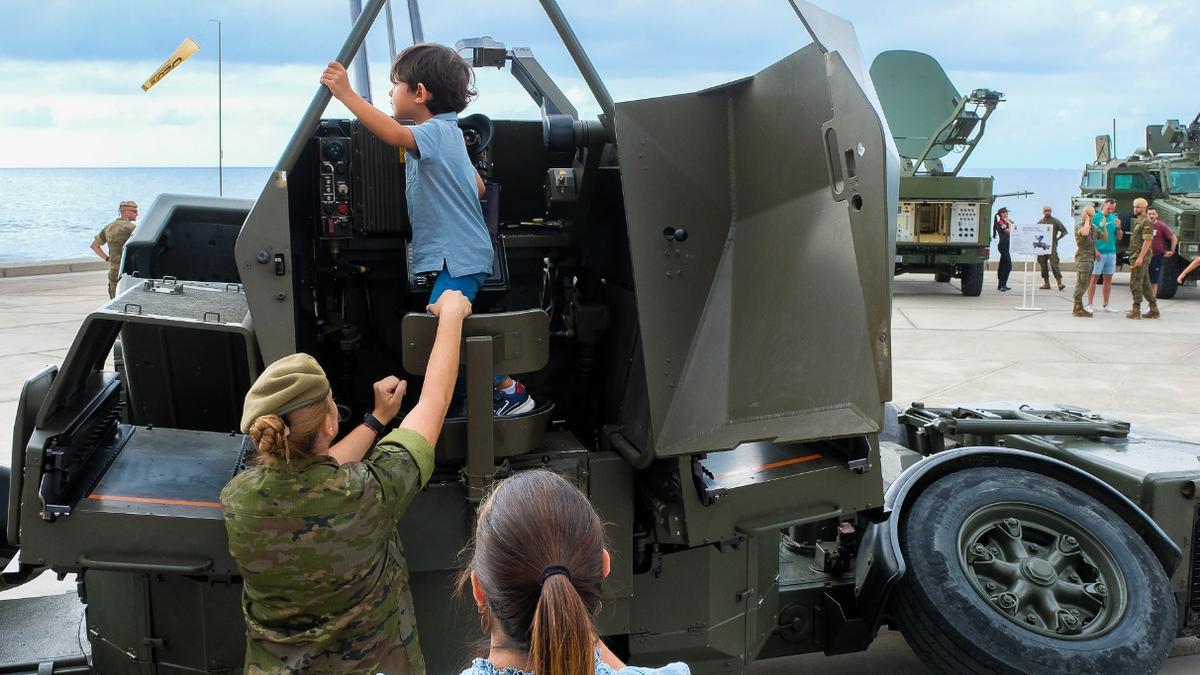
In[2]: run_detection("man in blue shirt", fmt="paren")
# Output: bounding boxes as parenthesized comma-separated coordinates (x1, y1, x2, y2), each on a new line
(321, 45, 534, 416)
(1086, 198, 1122, 313)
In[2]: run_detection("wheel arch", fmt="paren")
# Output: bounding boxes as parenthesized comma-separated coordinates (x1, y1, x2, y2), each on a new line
(854, 446, 1181, 633)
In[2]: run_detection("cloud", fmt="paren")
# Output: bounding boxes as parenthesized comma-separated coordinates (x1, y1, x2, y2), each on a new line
(2, 0, 1197, 169)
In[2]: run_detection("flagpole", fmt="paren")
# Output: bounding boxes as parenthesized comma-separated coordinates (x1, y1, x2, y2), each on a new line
(209, 18, 224, 196)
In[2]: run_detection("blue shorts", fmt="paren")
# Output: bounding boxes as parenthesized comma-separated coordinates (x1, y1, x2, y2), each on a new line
(1148, 254, 1164, 283)
(428, 264, 505, 386)
(429, 264, 490, 303)
(1092, 253, 1116, 276)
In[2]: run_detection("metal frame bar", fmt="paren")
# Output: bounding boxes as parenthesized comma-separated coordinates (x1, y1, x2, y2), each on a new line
(275, 0, 388, 172)
(898, 404, 1130, 454)
(909, 94, 999, 177)
(537, 0, 614, 136)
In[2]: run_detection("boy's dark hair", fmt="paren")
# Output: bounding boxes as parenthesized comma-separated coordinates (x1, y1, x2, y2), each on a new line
(391, 43, 477, 115)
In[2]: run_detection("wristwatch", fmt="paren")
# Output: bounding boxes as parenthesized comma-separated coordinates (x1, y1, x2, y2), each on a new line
(362, 412, 386, 438)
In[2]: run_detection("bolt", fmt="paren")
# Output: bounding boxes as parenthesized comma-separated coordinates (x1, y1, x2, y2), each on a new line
(1027, 544, 1040, 554)
(1063, 614, 1079, 626)
(996, 593, 1017, 609)
(1025, 613, 1038, 625)
(1095, 582, 1107, 595)
(985, 581, 998, 592)
(989, 546, 1001, 556)
(1005, 518, 1019, 528)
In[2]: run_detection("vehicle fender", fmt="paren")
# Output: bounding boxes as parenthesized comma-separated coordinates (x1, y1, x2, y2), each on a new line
(1, 465, 15, 568)
(854, 446, 1181, 634)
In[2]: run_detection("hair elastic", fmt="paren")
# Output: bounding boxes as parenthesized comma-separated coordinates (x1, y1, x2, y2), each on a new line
(539, 565, 572, 585)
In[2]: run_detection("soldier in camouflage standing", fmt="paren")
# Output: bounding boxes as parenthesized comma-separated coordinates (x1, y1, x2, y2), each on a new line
(1036, 205, 1068, 290)
(1126, 197, 1159, 320)
(1072, 204, 1104, 317)
(220, 289, 473, 674)
(89, 200, 138, 298)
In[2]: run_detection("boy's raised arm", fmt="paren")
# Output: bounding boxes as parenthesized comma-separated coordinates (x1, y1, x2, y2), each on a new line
(321, 62, 417, 152)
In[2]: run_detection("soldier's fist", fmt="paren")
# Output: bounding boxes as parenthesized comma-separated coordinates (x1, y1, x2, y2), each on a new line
(372, 376, 407, 424)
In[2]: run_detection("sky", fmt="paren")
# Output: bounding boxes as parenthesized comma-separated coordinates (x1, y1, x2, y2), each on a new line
(1, 0, 1196, 169)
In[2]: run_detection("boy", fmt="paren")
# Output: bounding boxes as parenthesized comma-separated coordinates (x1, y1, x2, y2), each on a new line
(321, 44, 533, 416)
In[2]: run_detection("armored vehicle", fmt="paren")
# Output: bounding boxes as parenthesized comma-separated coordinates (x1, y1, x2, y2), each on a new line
(1075, 114, 1200, 298)
(870, 50, 1004, 297)
(3, 2, 1200, 674)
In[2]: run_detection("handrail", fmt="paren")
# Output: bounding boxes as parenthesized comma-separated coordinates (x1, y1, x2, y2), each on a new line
(275, 0, 389, 172)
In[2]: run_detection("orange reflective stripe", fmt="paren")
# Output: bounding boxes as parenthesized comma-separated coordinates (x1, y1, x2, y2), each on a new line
(88, 493, 222, 509)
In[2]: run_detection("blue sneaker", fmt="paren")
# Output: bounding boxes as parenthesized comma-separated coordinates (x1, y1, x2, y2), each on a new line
(494, 381, 535, 416)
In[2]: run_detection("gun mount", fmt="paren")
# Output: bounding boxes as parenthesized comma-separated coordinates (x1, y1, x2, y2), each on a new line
(3, 3, 1199, 675)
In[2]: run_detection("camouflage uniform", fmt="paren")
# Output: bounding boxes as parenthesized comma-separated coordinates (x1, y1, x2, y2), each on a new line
(95, 217, 136, 298)
(1036, 215, 1067, 285)
(220, 428, 434, 674)
(1073, 220, 1099, 303)
(1128, 213, 1156, 309)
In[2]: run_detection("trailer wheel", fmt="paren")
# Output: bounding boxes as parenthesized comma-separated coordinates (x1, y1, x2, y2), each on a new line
(959, 263, 984, 297)
(1157, 256, 1182, 300)
(934, 272, 952, 283)
(892, 467, 1174, 675)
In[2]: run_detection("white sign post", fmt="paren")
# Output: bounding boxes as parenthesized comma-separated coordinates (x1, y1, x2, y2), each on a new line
(1009, 222, 1054, 311)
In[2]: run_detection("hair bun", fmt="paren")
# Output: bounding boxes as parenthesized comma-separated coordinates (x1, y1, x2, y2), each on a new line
(249, 414, 288, 455)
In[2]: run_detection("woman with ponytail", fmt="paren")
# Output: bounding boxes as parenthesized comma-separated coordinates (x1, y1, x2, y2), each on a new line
(458, 470, 690, 675)
(220, 290, 473, 674)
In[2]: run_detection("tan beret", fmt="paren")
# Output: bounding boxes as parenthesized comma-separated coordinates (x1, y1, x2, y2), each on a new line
(1042, 205, 1052, 211)
(119, 200, 138, 208)
(240, 353, 331, 433)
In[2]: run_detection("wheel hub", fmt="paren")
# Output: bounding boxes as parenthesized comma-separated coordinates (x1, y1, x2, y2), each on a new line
(958, 502, 1127, 640)
(1021, 557, 1057, 586)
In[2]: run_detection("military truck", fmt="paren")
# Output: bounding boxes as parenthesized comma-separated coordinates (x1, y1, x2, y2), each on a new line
(1075, 114, 1200, 298)
(3, 2, 1200, 674)
(870, 50, 1003, 297)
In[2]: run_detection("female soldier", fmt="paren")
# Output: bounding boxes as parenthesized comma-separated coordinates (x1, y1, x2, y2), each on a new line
(458, 470, 690, 675)
(993, 206, 1013, 291)
(221, 290, 473, 674)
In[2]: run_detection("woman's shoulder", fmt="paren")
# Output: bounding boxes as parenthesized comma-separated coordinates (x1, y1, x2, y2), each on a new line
(597, 652, 690, 675)
(601, 663, 690, 675)
(456, 656, 691, 675)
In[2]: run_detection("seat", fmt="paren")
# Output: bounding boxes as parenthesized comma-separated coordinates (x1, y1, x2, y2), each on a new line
(401, 309, 552, 498)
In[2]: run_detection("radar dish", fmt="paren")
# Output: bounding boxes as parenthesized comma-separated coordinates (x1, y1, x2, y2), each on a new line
(1095, 135, 1112, 163)
(869, 50, 960, 160)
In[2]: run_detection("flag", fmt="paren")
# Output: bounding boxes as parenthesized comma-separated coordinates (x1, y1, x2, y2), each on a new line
(142, 37, 201, 92)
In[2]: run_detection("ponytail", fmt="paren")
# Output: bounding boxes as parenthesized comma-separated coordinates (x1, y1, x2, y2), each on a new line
(460, 470, 607, 674)
(531, 572, 594, 675)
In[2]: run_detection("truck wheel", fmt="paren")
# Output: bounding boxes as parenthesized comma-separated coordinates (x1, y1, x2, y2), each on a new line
(892, 467, 1174, 675)
(1157, 257, 1181, 300)
(959, 263, 984, 297)
(934, 272, 951, 283)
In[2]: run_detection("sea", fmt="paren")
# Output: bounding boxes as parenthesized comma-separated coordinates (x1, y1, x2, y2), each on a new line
(0, 166, 1083, 263)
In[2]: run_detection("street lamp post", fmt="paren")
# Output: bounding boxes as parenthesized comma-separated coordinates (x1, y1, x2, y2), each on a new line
(209, 18, 224, 196)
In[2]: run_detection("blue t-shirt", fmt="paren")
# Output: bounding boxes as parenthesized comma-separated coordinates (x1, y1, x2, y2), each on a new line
(406, 112, 495, 277)
(459, 650, 690, 675)
(1093, 212, 1118, 254)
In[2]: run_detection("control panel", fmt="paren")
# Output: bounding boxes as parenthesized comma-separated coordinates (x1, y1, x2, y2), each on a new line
(319, 136, 353, 239)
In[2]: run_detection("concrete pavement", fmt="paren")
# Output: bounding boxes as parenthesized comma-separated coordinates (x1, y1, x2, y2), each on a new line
(2, 267, 1199, 671)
